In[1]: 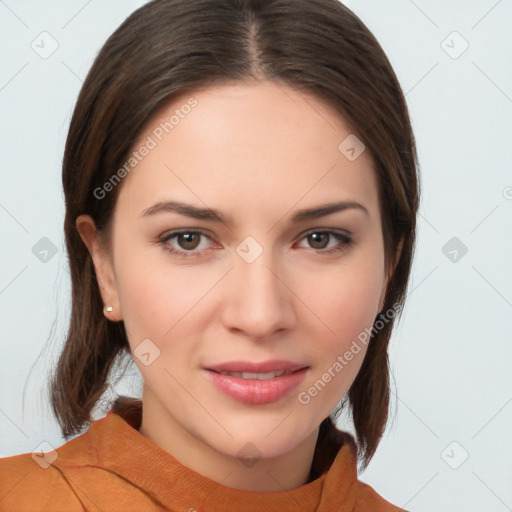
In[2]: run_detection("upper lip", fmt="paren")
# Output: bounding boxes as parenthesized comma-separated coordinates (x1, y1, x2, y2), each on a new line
(205, 360, 308, 373)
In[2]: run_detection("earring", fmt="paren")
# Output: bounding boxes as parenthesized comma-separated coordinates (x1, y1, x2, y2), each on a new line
(104, 305, 113, 313)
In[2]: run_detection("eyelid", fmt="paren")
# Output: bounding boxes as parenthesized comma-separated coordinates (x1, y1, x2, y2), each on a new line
(160, 228, 214, 239)
(295, 227, 352, 241)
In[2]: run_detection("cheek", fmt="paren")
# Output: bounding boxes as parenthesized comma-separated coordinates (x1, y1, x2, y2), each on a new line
(295, 250, 384, 384)
(114, 244, 223, 349)
(332, 267, 382, 335)
(301, 256, 384, 340)
(293, 260, 383, 413)
(116, 265, 169, 339)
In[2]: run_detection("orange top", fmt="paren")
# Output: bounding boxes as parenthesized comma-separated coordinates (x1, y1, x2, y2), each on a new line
(0, 402, 405, 511)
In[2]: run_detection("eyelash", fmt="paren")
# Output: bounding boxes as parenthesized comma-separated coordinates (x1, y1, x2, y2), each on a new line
(158, 229, 353, 259)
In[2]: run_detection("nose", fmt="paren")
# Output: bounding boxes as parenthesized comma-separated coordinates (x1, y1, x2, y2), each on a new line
(220, 250, 297, 340)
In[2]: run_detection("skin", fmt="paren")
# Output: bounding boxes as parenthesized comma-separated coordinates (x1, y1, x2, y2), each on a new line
(77, 80, 400, 493)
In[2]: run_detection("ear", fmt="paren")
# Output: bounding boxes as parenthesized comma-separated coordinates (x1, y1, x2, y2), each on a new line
(76, 215, 123, 321)
(378, 237, 404, 312)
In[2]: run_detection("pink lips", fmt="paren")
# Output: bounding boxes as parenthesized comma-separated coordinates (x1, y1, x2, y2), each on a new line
(206, 359, 307, 374)
(204, 360, 309, 405)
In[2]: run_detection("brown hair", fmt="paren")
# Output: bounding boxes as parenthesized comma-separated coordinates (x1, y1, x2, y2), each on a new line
(50, 0, 419, 474)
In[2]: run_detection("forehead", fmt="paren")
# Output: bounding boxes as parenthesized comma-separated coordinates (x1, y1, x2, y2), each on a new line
(116, 80, 379, 223)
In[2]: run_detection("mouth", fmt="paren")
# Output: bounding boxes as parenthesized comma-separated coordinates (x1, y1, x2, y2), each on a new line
(208, 368, 300, 380)
(205, 359, 308, 375)
(203, 361, 309, 404)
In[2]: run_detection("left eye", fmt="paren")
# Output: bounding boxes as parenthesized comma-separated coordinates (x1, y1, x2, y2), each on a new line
(296, 231, 352, 252)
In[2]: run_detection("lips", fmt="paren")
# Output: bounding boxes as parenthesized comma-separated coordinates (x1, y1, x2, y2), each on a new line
(205, 359, 308, 374)
(203, 360, 310, 404)
(204, 365, 309, 404)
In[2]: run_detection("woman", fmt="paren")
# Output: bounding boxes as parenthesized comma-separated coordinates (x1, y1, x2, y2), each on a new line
(0, 0, 418, 510)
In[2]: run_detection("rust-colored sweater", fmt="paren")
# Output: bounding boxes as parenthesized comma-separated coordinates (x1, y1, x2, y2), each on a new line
(0, 402, 406, 511)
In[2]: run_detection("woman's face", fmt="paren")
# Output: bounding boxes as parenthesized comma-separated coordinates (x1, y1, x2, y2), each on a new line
(80, 80, 389, 463)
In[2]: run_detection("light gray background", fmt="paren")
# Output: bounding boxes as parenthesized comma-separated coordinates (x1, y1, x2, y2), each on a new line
(1, 1, 511, 511)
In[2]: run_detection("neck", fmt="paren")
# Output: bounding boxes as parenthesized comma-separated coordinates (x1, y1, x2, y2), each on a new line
(138, 388, 320, 492)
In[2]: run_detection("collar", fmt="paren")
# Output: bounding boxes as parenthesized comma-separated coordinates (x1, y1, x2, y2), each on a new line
(83, 397, 359, 511)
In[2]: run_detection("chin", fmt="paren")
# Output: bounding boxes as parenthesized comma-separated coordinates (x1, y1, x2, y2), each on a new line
(211, 420, 316, 461)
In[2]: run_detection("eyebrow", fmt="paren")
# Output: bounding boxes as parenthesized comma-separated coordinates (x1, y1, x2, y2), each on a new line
(140, 200, 369, 223)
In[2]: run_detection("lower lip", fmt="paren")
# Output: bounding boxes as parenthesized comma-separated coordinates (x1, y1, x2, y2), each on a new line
(204, 368, 308, 405)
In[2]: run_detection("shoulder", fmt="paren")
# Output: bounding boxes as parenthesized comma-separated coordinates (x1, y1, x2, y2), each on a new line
(354, 479, 409, 511)
(320, 428, 409, 512)
(0, 411, 164, 512)
(0, 450, 85, 511)
(0, 413, 119, 511)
